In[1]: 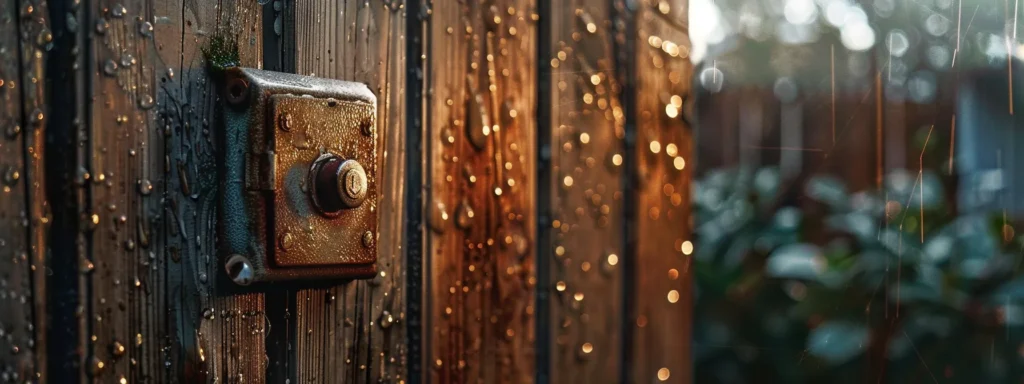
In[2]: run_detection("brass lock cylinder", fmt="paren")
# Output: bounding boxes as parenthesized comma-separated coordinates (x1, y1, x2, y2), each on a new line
(311, 155, 368, 215)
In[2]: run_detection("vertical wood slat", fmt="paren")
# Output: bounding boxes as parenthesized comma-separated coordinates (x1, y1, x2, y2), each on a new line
(426, 0, 537, 382)
(628, 1, 693, 383)
(151, 0, 265, 382)
(545, 1, 625, 383)
(85, 1, 160, 381)
(290, 1, 407, 382)
(0, 0, 45, 380)
(17, 0, 48, 379)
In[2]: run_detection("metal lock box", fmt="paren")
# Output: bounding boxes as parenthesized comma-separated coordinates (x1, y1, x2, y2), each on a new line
(220, 68, 378, 285)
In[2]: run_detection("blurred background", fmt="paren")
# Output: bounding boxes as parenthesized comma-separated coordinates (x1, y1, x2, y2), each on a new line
(690, 0, 1024, 382)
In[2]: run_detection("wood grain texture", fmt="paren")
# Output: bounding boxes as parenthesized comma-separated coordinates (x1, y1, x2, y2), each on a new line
(65, 0, 270, 382)
(164, 1, 266, 382)
(545, 1, 625, 382)
(425, 0, 537, 382)
(0, 0, 45, 380)
(629, 1, 693, 383)
(290, 1, 407, 382)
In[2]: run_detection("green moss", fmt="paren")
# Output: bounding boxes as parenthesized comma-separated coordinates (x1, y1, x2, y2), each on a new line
(202, 34, 241, 75)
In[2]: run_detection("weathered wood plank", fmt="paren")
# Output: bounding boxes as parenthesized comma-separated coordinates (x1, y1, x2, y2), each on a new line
(544, 1, 625, 382)
(85, 1, 164, 381)
(0, 0, 44, 380)
(628, 1, 693, 383)
(426, 1, 537, 382)
(290, 1, 407, 382)
(149, 0, 265, 382)
(17, 0, 48, 378)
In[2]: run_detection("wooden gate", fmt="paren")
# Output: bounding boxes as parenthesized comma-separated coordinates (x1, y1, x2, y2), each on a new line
(0, 0, 692, 382)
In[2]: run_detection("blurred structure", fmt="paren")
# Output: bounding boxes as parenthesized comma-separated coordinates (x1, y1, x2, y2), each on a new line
(692, 0, 1024, 382)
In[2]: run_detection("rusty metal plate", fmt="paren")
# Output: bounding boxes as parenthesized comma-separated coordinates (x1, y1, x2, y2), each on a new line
(219, 68, 379, 285)
(270, 95, 377, 267)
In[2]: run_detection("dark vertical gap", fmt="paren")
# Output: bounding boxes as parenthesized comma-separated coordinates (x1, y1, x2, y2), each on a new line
(263, 0, 295, 73)
(404, 0, 425, 382)
(612, 1, 638, 383)
(534, 1, 552, 383)
(44, 0, 82, 381)
(81, 1, 95, 382)
(262, 2, 297, 383)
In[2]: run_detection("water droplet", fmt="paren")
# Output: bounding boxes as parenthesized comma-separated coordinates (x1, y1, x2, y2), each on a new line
(138, 21, 153, 37)
(203, 307, 215, 320)
(29, 108, 44, 126)
(80, 258, 95, 274)
(428, 200, 448, 233)
(36, 28, 52, 48)
(95, 19, 109, 34)
(110, 4, 126, 18)
(138, 179, 153, 195)
(74, 167, 90, 186)
(103, 60, 118, 76)
(577, 342, 594, 361)
(5, 124, 21, 139)
(66, 13, 78, 32)
(137, 94, 154, 109)
(3, 166, 20, 186)
(504, 230, 529, 258)
(379, 311, 394, 329)
(110, 340, 126, 358)
(440, 126, 455, 145)
(699, 67, 724, 93)
(120, 53, 135, 68)
(657, 367, 670, 381)
(87, 355, 104, 377)
(466, 89, 491, 150)
(455, 199, 474, 229)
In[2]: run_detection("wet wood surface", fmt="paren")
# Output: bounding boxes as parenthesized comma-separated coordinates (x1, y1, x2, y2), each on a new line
(628, 1, 693, 383)
(0, 0, 697, 382)
(544, 1, 625, 382)
(289, 1, 407, 382)
(60, 0, 271, 382)
(0, 0, 46, 380)
(424, 1, 537, 382)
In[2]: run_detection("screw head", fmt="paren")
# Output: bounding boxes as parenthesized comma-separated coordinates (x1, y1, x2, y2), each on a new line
(279, 232, 295, 251)
(279, 113, 292, 131)
(362, 231, 374, 248)
(225, 77, 249, 106)
(225, 254, 254, 286)
(360, 120, 374, 136)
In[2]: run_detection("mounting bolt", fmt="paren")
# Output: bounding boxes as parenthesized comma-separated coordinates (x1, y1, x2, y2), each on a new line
(225, 254, 254, 286)
(225, 77, 249, 106)
(279, 113, 292, 131)
(279, 232, 295, 251)
(362, 231, 374, 248)
(360, 120, 374, 137)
